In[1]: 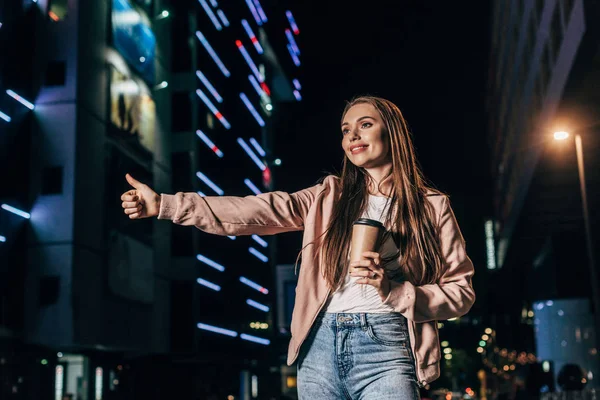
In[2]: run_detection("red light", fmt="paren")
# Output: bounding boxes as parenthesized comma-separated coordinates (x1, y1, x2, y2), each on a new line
(251, 37, 258, 44)
(466, 387, 471, 393)
(260, 83, 271, 96)
(215, 112, 223, 119)
(262, 166, 272, 189)
(49, 11, 60, 21)
(235, 40, 242, 47)
(211, 145, 219, 153)
(260, 288, 268, 294)
(293, 29, 300, 35)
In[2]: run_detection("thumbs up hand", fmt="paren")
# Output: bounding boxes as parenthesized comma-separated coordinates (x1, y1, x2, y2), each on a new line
(120, 173, 161, 219)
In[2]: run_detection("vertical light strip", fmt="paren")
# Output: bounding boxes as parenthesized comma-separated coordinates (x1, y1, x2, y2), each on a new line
(248, 75, 264, 97)
(287, 44, 301, 66)
(1, 204, 31, 219)
(244, 178, 262, 195)
(198, 0, 222, 30)
(292, 79, 301, 90)
(285, 29, 300, 55)
(237, 138, 266, 170)
(252, 0, 268, 22)
(241, 20, 264, 54)
(246, 299, 270, 312)
(196, 171, 225, 195)
(197, 277, 222, 291)
(196, 253, 226, 271)
(196, 89, 231, 129)
(249, 247, 269, 262)
(239, 276, 269, 294)
(195, 31, 231, 77)
(0, 111, 11, 122)
(239, 93, 265, 127)
(293, 90, 302, 101)
(196, 70, 223, 103)
(286, 10, 300, 34)
(6, 90, 35, 110)
(240, 333, 270, 345)
(244, 0, 262, 25)
(197, 322, 238, 337)
(235, 40, 264, 82)
(196, 130, 224, 158)
(249, 138, 266, 157)
(251, 234, 267, 248)
(216, 9, 230, 26)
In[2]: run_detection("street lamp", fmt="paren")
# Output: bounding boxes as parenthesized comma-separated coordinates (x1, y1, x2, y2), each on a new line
(554, 130, 599, 342)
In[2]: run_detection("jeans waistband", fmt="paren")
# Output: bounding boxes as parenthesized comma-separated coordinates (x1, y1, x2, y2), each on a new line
(317, 312, 407, 328)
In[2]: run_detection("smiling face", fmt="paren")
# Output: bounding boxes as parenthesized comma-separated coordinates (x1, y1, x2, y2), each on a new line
(341, 103, 391, 170)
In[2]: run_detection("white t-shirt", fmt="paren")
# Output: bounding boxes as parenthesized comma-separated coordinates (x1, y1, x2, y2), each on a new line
(324, 195, 403, 313)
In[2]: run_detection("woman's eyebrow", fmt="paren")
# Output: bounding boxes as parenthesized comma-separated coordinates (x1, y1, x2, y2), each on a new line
(341, 116, 375, 127)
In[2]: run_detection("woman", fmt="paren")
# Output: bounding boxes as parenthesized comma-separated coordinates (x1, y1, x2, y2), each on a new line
(121, 96, 475, 399)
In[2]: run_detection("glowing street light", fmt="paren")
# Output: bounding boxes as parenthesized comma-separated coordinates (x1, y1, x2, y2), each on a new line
(553, 131, 569, 141)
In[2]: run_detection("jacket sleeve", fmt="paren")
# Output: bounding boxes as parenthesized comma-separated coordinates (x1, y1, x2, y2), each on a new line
(157, 177, 332, 236)
(382, 196, 476, 323)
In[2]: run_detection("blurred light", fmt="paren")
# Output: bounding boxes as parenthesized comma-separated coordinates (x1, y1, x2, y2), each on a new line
(209, 0, 218, 6)
(196, 31, 231, 77)
(41, 359, 48, 365)
(503, 365, 509, 371)
(561, 340, 567, 347)
(196, 130, 224, 158)
(274, 158, 282, 166)
(447, 317, 458, 321)
(479, 340, 486, 347)
(249, 138, 266, 157)
(162, 10, 169, 17)
(293, 78, 301, 90)
(57, 352, 63, 357)
(6, 90, 35, 110)
(477, 347, 484, 353)
(285, 10, 300, 34)
(196, 70, 223, 103)
(441, 341, 449, 347)
(285, 29, 300, 55)
(528, 310, 534, 318)
(0, 23, 3, 29)
(49, 11, 60, 21)
(239, 276, 269, 294)
(196, 171, 224, 195)
(139, 56, 146, 63)
(265, 103, 273, 111)
(154, 81, 168, 90)
(216, 9, 229, 27)
(251, 234, 268, 248)
(437, 322, 444, 329)
(197, 277, 221, 291)
(247, 299, 269, 312)
(240, 333, 270, 345)
(244, 179, 262, 195)
(155, 10, 170, 20)
(227, 236, 236, 240)
(248, 75, 264, 97)
(260, 82, 271, 96)
(238, 138, 266, 171)
(196, 89, 230, 129)
(251, 374, 258, 398)
(240, 93, 265, 126)
(244, 0, 262, 25)
(241, 20, 263, 54)
(510, 365, 516, 371)
(196, 253, 225, 271)
(444, 354, 452, 360)
(198, 0, 222, 30)
(236, 41, 264, 82)
(293, 90, 302, 101)
(558, 309, 564, 316)
(482, 334, 489, 341)
(0, 111, 10, 122)
(287, 44, 301, 66)
(444, 348, 452, 354)
(535, 302, 544, 310)
(249, 247, 268, 262)
(485, 220, 496, 269)
(1, 204, 31, 219)
(546, 300, 554, 306)
(554, 131, 569, 141)
(253, 0, 267, 22)
(197, 191, 206, 197)
(485, 328, 492, 334)
(197, 322, 238, 337)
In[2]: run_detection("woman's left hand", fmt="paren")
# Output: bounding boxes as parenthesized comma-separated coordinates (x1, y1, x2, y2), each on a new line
(349, 251, 390, 302)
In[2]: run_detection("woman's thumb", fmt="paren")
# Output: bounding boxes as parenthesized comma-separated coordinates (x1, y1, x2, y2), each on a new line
(125, 173, 143, 189)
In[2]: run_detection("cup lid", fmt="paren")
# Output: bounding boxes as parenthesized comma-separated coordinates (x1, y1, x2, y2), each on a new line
(353, 218, 384, 229)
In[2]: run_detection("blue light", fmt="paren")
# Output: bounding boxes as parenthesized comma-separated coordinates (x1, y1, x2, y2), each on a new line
(196, 130, 224, 158)
(196, 89, 231, 129)
(209, 0, 218, 6)
(198, 0, 222, 31)
(0, 111, 11, 122)
(197, 191, 206, 197)
(249, 138, 266, 157)
(196, 171, 224, 195)
(235, 41, 264, 83)
(286, 10, 300, 34)
(1, 204, 31, 219)
(244, 0, 262, 25)
(0, 235, 5, 242)
(240, 333, 270, 345)
(239, 93, 265, 127)
(196, 70, 223, 103)
(248, 75, 264, 97)
(251, 234, 268, 248)
(195, 31, 230, 77)
(247, 299, 270, 312)
(244, 178, 262, 195)
(237, 138, 266, 171)
(197, 322, 238, 337)
(285, 29, 300, 55)
(6, 90, 35, 110)
(227, 235, 236, 240)
(293, 79, 301, 90)
(216, 9, 229, 26)
(287, 44, 301, 66)
(196, 253, 226, 271)
(197, 277, 221, 291)
(252, 0, 268, 22)
(239, 276, 269, 294)
(241, 20, 264, 54)
(249, 247, 268, 262)
(293, 90, 302, 101)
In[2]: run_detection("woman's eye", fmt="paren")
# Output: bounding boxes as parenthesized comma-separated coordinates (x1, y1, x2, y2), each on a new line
(361, 122, 372, 129)
(342, 129, 349, 135)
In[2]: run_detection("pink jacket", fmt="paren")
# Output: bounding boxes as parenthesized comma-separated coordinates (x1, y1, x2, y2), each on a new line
(158, 175, 475, 386)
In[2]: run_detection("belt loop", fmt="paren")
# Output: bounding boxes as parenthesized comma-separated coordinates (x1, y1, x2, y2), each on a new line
(360, 313, 367, 328)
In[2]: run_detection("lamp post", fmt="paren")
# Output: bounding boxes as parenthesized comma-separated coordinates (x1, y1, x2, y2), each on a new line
(554, 131, 599, 343)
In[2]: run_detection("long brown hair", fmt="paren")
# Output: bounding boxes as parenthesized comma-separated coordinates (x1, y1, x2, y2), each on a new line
(320, 96, 446, 290)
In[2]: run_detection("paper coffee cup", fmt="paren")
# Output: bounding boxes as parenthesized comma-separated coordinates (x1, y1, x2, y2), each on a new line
(350, 218, 384, 262)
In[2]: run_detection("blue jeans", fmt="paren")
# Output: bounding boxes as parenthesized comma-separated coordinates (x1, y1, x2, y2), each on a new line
(297, 312, 420, 399)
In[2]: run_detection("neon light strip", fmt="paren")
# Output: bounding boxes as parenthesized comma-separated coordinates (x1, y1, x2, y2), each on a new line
(249, 247, 268, 262)
(198, 0, 222, 30)
(235, 41, 264, 82)
(251, 234, 267, 248)
(244, 178, 262, 195)
(196, 89, 231, 129)
(293, 90, 302, 101)
(227, 236, 236, 240)
(239, 276, 269, 294)
(0, 235, 6, 242)
(260, 82, 271, 96)
(196, 253, 225, 271)
(6, 90, 35, 110)
(252, 0, 268, 22)
(196, 130, 224, 158)
(0, 111, 11, 122)
(196, 71, 223, 103)
(216, 9, 230, 27)
(244, 0, 262, 25)
(197, 277, 221, 291)
(287, 44, 301, 66)
(286, 10, 300, 34)
(196, 171, 224, 195)
(237, 138, 266, 171)
(241, 20, 264, 54)
(292, 79, 301, 90)
(239, 93, 265, 127)
(240, 333, 270, 345)
(285, 29, 300, 55)
(197, 322, 238, 337)
(197, 191, 206, 197)
(249, 138, 266, 157)
(209, 0, 218, 6)
(247, 299, 270, 312)
(1, 204, 31, 219)
(248, 75, 264, 97)
(195, 31, 231, 77)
